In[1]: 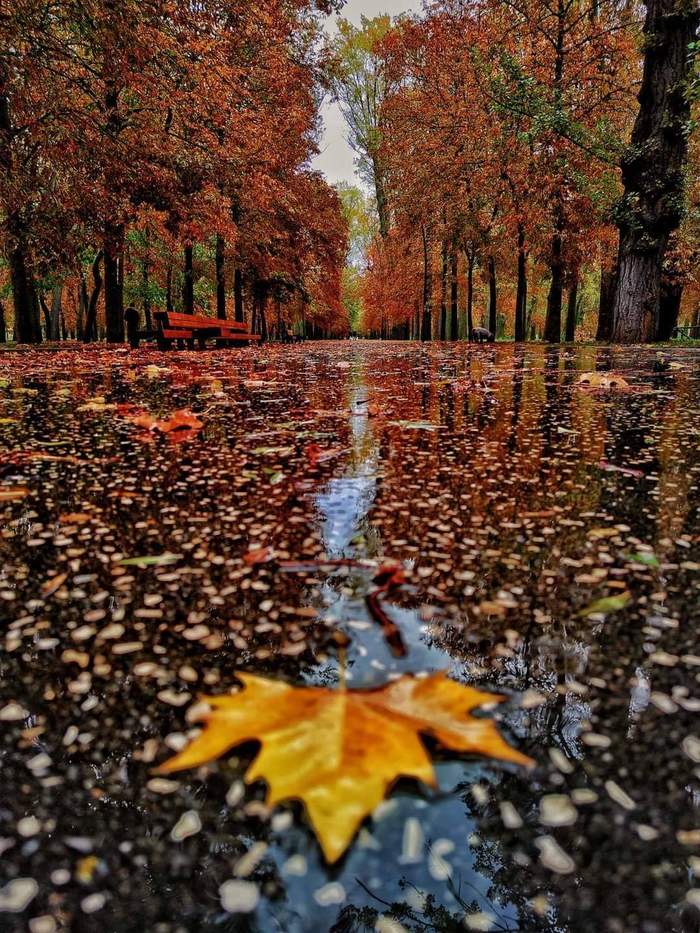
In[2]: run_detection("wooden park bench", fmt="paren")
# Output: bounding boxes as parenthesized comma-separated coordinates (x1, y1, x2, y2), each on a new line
(145, 312, 261, 350)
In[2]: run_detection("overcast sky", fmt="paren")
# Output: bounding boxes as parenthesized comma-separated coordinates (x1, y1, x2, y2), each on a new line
(312, 0, 422, 188)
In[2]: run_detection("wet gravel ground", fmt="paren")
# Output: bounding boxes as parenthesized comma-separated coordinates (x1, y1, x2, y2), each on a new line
(1, 340, 700, 933)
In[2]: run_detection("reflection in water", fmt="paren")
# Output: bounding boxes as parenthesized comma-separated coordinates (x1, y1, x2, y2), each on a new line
(0, 342, 699, 932)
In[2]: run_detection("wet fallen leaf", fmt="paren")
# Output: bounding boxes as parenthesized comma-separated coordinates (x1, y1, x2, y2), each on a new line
(156, 672, 532, 862)
(599, 460, 644, 478)
(41, 573, 68, 598)
(577, 373, 630, 390)
(243, 547, 275, 566)
(119, 552, 181, 567)
(0, 486, 29, 502)
(579, 591, 632, 617)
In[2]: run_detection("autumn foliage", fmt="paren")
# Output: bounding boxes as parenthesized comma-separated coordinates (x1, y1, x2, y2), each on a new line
(0, 0, 348, 343)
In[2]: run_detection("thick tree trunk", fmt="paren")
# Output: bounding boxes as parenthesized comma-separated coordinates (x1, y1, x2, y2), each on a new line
(182, 244, 194, 314)
(420, 226, 432, 341)
(439, 239, 448, 340)
(450, 249, 458, 340)
(84, 249, 104, 343)
(565, 272, 579, 342)
(658, 278, 683, 340)
(515, 226, 527, 342)
(7, 233, 40, 344)
(104, 222, 124, 342)
(216, 234, 226, 319)
(234, 268, 244, 322)
(487, 256, 497, 336)
(596, 263, 615, 340)
(544, 219, 564, 342)
(611, 0, 699, 343)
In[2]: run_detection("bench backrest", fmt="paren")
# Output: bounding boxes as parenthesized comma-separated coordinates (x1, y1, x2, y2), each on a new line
(155, 311, 249, 332)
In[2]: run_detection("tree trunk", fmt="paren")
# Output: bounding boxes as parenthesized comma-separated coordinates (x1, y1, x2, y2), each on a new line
(420, 226, 432, 341)
(544, 217, 564, 342)
(183, 244, 194, 314)
(658, 278, 683, 340)
(565, 271, 579, 342)
(450, 249, 458, 340)
(7, 232, 40, 344)
(77, 274, 87, 340)
(466, 250, 475, 339)
(216, 234, 226, 319)
(166, 265, 174, 313)
(487, 256, 497, 336)
(104, 222, 124, 342)
(142, 261, 152, 332)
(596, 263, 615, 340)
(39, 293, 52, 339)
(234, 267, 244, 322)
(49, 283, 62, 341)
(0, 299, 5, 343)
(439, 239, 448, 340)
(515, 226, 527, 342)
(84, 249, 104, 343)
(611, 0, 699, 343)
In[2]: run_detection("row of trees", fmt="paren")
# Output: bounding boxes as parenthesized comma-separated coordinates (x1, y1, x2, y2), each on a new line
(331, 1, 699, 343)
(0, 0, 349, 344)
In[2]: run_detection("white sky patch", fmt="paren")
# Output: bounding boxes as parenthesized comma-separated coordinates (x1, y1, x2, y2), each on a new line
(313, 0, 422, 188)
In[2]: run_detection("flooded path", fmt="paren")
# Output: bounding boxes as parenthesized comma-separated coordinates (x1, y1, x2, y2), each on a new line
(1, 341, 700, 932)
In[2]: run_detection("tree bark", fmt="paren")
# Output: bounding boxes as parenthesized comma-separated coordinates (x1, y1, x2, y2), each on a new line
(216, 234, 226, 319)
(611, 0, 699, 342)
(515, 226, 527, 342)
(565, 271, 579, 342)
(450, 248, 458, 340)
(183, 244, 194, 314)
(658, 278, 683, 340)
(543, 213, 564, 342)
(234, 267, 244, 322)
(84, 249, 104, 343)
(166, 265, 174, 313)
(596, 263, 615, 340)
(439, 239, 448, 340)
(420, 225, 432, 341)
(465, 249, 475, 339)
(6, 230, 40, 344)
(104, 222, 124, 342)
(142, 260, 152, 332)
(487, 256, 497, 336)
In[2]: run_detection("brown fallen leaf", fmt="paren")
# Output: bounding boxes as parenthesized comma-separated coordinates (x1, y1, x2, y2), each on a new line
(41, 572, 68, 597)
(59, 512, 92, 524)
(576, 372, 630, 390)
(156, 672, 532, 862)
(0, 486, 29, 502)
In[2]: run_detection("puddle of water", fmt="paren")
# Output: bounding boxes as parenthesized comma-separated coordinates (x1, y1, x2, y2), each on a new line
(0, 342, 699, 932)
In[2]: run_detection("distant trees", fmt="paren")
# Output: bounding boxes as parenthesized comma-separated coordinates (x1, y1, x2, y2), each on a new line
(349, 0, 699, 343)
(0, 0, 348, 343)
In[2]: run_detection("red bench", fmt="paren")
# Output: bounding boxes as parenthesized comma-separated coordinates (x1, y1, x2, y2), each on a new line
(151, 312, 261, 349)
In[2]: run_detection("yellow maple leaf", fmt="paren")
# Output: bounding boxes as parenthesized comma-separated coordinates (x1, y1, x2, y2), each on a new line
(156, 672, 533, 862)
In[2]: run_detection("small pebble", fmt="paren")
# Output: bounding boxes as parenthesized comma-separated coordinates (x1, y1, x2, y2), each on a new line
(170, 811, 202, 842)
(220, 879, 260, 913)
(535, 836, 575, 874)
(313, 882, 346, 906)
(0, 878, 39, 912)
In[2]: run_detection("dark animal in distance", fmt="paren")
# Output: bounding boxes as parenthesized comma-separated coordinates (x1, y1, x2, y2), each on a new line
(471, 327, 494, 343)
